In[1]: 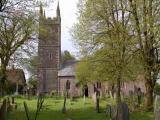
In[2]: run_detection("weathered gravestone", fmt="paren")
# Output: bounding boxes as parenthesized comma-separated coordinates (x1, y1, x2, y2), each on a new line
(12, 96, 15, 104)
(6, 97, 12, 112)
(0, 99, 7, 120)
(106, 102, 130, 120)
(117, 102, 130, 120)
(154, 95, 160, 120)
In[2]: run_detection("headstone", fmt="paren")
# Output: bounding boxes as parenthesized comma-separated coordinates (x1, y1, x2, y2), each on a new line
(0, 99, 7, 120)
(105, 102, 129, 120)
(96, 89, 100, 113)
(110, 105, 117, 120)
(137, 88, 142, 106)
(7, 98, 12, 112)
(105, 104, 112, 118)
(154, 95, 160, 120)
(12, 96, 15, 104)
(92, 93, 96, 103)
(117, 102, 130, 120)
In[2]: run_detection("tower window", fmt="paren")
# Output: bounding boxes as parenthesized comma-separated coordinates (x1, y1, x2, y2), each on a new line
(66, 80, 70, 90)
(49, 53, 53, 60)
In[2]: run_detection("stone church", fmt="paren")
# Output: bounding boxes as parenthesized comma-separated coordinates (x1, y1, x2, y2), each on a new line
(37, 3, 146, 97)
(37, 3, 61, 94)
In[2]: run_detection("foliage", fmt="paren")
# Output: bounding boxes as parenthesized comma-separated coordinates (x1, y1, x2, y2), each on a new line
(128, 0, 160, 107)
(61, 50, 75, 65)
(73, 0, 160, 106)
(73, 0, 144, 103)
(28, 76, 37, 90)
(0, 0, 36, 94)
(76, 59, 93, 85)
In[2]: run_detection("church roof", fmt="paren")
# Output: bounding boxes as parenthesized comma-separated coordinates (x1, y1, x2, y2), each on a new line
(58, 60, 77, 77)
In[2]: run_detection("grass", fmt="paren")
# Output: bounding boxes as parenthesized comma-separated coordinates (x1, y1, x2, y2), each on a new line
(6, 97, 153, 120)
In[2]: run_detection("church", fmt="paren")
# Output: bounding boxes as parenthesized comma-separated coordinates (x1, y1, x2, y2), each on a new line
(37, 3, 81, 96)
(37, 3, 146, 97)
(37, 3, 99, 96)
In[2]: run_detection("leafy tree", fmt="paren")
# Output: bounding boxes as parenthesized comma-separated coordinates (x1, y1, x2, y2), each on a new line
(0, 11, 34, 94)
(76, 58, 93, 85)
(129, 0, 160, 107)
(61, 50, 75, 66)
(73, 0, 160, 107)
(73, 0, 140, 103)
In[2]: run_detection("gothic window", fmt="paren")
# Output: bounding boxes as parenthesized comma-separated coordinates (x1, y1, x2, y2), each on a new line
(66, 80, 70, 90)
(49, 53, 53, 60)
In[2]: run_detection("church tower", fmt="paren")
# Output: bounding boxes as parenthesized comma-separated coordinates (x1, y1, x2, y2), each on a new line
(37, 3, 61, 93)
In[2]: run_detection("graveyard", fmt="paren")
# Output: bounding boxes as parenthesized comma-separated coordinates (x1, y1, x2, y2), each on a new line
(0, 96, 153, 120)
(0, 0, 160, 120)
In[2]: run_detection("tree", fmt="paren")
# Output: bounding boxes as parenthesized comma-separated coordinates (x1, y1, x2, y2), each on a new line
(61, 50, 75, 66)
(0, 12, 34, 94)
(76, 59, 93, 85)
(73, 0, 139, 104)
(129, 0, 160, 107)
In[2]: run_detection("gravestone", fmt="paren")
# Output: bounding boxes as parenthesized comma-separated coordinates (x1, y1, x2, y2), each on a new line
(12, 96, 15, 104)
(96, 89, 100, 113)
(106, 104, 112, 118)
(105, 104, 117, 119)
(137, 88, 142, 106)
(0, 99, 7, 120)
(117, 102, 130, 120)
(154, 95, 160, 120)
(105, 102, 129, 120)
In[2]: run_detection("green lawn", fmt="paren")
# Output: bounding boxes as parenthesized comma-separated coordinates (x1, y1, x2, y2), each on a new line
(7, 97, 153, 120)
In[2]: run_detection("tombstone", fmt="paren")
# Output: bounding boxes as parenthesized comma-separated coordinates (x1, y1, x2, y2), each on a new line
(116, 102, 130, 120)
(12, 96, 15, 104)
(96, 89, 100, 113)
(105, 104, 112, 118)
(6, 97, 13, 112)
(154, 95, 160, 120)
(0, 99, 7, 120)
(137, 88, 142, 106)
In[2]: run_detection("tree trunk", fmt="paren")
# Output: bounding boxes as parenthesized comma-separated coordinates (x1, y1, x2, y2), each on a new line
(145, 80, 153, 108)
(116, 70, 122, 104)
(0, 63, 7, 96)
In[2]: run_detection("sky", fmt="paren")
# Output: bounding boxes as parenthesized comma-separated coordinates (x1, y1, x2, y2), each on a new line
(44, 0, 79, 56)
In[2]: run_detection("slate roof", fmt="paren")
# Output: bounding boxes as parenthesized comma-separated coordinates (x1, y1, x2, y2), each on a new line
(58, 60, 77, 77)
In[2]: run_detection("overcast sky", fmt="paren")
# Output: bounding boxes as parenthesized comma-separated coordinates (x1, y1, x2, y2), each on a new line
(44, 0, 79, 56)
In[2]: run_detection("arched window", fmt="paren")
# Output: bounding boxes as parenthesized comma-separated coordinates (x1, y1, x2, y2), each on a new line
(66, 80, 70, 90)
